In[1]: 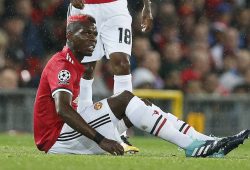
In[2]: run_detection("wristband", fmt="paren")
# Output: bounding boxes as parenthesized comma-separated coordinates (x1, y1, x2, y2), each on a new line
(93, 132, 105, 144)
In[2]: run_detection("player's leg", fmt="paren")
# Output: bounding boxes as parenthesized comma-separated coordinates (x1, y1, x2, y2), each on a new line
(151, 105, 215, 141)
(106, 91, 238, 157)
(100, 0, 133, 96)
(108, 92, 197, 148)
(150, 106, 250, 156)
(110, 52, 132, 94)
(109, 52, 135, 146)
(150, 104, 250, 152)
(100, 13, 134, 146)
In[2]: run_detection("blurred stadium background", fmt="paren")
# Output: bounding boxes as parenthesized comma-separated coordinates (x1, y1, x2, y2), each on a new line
(0, 0, 250, 136)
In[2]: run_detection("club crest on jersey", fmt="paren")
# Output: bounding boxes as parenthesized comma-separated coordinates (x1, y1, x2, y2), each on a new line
(58, 70, 71, 85)
(94, 102, 103, 110)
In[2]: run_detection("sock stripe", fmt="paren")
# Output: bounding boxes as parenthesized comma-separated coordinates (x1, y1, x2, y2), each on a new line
(179, 122, 187, 132)
(155, 118, 167, 136)
(150, 115, 163, 134)
(183, 125, 191, 134)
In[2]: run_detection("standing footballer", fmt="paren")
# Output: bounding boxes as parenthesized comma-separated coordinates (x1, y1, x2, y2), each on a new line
(68, 0, 153, 152)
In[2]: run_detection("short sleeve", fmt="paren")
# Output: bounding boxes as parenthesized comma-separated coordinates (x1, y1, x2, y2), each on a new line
(47, 60, 77, 97)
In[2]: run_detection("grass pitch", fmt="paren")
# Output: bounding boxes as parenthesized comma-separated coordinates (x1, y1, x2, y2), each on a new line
(0, 134, 249, 170)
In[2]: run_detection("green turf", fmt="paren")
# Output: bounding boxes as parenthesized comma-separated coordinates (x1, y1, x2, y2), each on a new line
(0, 134, 249, 170)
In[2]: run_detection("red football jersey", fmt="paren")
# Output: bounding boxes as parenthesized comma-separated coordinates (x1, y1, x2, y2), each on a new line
(84, 0, 116, 4)
(33, 46, 85, 152)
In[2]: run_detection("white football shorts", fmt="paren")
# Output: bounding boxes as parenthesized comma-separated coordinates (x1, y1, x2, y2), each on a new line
(68, 0, 132, 63)
(48, 99, 122, 154)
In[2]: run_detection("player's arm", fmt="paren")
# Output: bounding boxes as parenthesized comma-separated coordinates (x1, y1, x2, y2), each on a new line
(141, 0, 153, 32)
(54, 91, 124, 155)
(70, 0, 84, 9)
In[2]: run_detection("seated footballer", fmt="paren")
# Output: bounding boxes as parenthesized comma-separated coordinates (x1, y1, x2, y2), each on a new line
(33, 14, 249, 157)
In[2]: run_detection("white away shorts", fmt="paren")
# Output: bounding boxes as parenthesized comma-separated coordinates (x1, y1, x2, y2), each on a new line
(48, 99, 122, 154)
(67, 0, 132, 63)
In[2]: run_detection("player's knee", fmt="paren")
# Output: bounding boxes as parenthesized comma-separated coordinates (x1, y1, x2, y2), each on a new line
(112, 90, 134, 106)
(120, 90, 134, 100)
(113, 60, 130, 75)
(108, 90, 134, 119)
(110, 53, 131, 75)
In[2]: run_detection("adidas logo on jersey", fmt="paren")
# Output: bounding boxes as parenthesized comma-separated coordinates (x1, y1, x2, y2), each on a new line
(66, 53, 74, 64)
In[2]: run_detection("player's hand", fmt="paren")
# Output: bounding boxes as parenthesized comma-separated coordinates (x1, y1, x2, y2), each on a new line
(99, 138, 124, 156)
(141, 6, 153, 32)
(70, 0, 84, 9)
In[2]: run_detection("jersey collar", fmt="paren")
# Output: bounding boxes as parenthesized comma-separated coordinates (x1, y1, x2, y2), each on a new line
(62, 46, 85, 72)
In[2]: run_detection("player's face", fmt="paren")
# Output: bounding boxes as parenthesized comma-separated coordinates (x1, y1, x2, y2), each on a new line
(72, 22, 97, 56)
